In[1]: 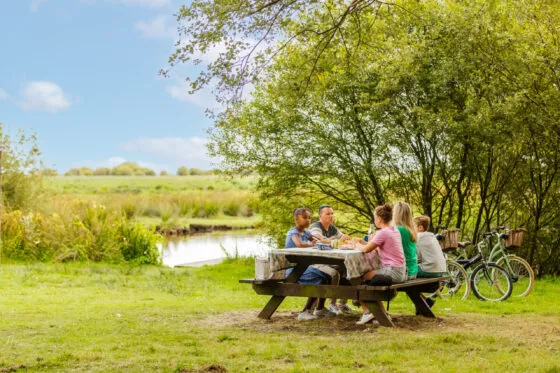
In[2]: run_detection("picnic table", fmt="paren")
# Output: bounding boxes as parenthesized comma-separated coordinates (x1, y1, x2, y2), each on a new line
(241, 247, 447, 327)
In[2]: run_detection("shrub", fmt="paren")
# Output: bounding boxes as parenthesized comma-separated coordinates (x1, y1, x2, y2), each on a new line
(118, 223, 161, 265)
(177, 166, 189, 176)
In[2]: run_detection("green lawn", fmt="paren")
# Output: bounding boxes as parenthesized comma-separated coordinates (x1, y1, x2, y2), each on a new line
(1, 261, 558, 372)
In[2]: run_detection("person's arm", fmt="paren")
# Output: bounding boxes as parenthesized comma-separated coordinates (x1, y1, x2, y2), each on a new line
(337, 231, 351, 241)
(360, 240, 378, 253)
(309, 226, 325, 242)
(291, 234, 314, 248)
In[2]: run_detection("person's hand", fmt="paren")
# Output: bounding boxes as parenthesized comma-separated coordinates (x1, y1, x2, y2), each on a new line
(340, 234, 351, 241)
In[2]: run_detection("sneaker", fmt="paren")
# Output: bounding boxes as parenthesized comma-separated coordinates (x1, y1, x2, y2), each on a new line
(313, 308, 335, 318)
(356, 312, 375, 325)
(297, 310, 318, 321)
(337, 304, 356, 314)
(327, 304, 343, 315)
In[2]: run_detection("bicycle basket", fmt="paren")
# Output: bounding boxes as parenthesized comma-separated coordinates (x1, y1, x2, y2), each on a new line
(502, 228, 527, 249)
(439, 228, 460, 249)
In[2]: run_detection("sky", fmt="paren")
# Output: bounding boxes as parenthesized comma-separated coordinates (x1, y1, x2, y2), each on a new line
(0, 0, 220, 173)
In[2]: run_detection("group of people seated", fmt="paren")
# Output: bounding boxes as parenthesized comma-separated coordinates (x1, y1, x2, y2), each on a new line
(284, 202, 447, 324)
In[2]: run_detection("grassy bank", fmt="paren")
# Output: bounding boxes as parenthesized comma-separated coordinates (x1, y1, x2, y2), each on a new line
(44, 176, 261, 230)
(0, 261, 558, 372)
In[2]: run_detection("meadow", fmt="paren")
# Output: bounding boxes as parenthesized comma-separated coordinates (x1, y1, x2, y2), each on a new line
(0, 259, 558, 372)
(44, 176, 261, 229)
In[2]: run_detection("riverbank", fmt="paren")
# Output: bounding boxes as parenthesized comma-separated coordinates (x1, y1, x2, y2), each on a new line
(136, 215, 262, 236)
(0, 262, 558, 372)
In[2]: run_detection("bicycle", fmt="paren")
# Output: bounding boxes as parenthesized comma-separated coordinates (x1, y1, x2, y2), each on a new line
(485, 226, 535, 297)
(434, 226, 513, 301)
(429, 226, 469, 300)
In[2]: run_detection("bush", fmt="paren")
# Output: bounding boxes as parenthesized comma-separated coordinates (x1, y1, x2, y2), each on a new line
(118, 223, 161, 265)
(94, 167, 110, 176)
(177, 166, 189, 176)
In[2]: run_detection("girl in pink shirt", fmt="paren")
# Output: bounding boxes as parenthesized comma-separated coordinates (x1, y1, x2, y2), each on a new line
(356, 204, 406, 325)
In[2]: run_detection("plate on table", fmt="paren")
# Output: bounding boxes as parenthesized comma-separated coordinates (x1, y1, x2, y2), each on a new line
(315, 243, 334, 251)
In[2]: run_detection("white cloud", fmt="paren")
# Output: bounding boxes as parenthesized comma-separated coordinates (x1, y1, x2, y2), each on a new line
(0, 88, 8, 100)
(120, 0, 170, 8)
(166, 81, 218, 109)
(30, 0, 47, 12)
(119, 137, 216, 169)
(135, 15, 176, 39)
(19, 81, 72, 113)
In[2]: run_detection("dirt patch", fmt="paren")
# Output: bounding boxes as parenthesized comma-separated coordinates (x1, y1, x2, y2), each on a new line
(180, 364, 228, 373)
(198, 310, 560, 344)
(0, 365, 27, 373)
(198, 310, 458, 334)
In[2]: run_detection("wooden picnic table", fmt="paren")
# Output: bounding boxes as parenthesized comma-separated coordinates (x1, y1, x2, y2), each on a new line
(241, 247, 446, 327)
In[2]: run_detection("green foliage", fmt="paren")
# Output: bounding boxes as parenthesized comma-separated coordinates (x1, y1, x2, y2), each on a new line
(94, 167, 110, 176)
(177, 166, 189, 176)
(1, 199, 162, 265)
(41, 168, 58, 176)
(0, 125, 44, 212)
(65, 167, 93, 176)
(202, 0, 560, 274)
(118, 223, 161, 265)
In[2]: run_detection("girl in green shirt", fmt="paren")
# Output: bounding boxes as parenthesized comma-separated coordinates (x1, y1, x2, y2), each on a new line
(393, 201, 418, 280)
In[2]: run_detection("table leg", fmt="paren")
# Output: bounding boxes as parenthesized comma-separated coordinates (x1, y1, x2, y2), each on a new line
(365, 301, 394, 327)
(257, 264, 309, 319)
(406, 290, 436, 318)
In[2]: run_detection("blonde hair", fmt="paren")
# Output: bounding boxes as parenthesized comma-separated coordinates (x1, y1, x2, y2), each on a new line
(393, 201, 417, 242)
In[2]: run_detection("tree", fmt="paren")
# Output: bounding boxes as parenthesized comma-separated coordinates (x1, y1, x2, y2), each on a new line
(0, 124, 43, 211)
(160, 170, 168, 176)
(41, 168, 58, 177)
(174, 0, 560, 273)
(166, 0, 397, 102)
(177, 166, 189, 176)
(93, 167, 110, 176)
(189, 168, 204, 176)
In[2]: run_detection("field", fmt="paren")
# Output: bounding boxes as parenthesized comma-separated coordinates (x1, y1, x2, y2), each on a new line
(44, 176, 261, 229)
(1, 260, 558, 372)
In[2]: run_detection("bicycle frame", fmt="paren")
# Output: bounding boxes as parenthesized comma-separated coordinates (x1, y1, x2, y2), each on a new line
(487, 233, 518, 281)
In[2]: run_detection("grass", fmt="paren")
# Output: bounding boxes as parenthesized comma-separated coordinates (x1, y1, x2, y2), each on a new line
(0, 261, 558, 372)
(39, 176, 261, 228)
(44, 175, 257, 194)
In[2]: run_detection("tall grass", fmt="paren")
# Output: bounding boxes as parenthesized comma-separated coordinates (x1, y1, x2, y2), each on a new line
(1, 200, 161, 264)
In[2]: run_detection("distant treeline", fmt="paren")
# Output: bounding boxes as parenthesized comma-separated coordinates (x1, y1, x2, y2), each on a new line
(43, 163, 220, 177)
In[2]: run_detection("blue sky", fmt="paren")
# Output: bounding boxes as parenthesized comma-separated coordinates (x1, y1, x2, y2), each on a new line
(0, 0, 219, 173)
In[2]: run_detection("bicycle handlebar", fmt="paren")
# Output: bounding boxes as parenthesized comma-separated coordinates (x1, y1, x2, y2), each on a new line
(491, 225, 506, 231)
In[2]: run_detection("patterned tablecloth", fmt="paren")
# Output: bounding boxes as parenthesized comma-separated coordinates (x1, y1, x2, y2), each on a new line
(268, 247, 375, 280)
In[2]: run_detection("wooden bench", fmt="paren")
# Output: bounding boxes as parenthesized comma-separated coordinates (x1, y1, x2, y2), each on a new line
(240, 276, 446, 327)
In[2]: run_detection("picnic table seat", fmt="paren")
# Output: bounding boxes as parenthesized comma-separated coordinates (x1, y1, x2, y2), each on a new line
(240, 276, 446, 327)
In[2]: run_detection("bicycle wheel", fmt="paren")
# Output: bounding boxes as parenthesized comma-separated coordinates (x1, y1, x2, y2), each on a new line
(432, 260, 469, 300)
(470, 263, 513, 301)
(496, 255, 535, 297)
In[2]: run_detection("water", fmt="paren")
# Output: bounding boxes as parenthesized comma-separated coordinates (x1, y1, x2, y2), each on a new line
(158, 230, 274, 267)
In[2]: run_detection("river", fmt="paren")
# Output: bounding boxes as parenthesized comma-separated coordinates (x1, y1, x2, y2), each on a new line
(158, 230, 274, 267)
